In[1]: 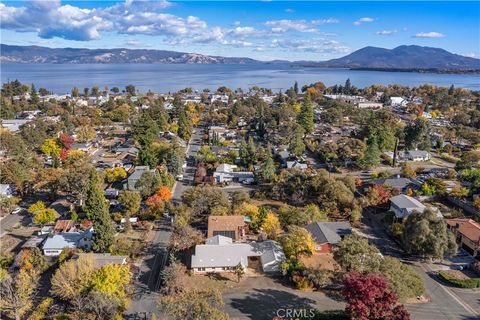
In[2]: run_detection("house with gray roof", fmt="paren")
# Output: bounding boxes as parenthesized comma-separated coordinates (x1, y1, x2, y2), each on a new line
(42, 229, 93, 256)
(191, 235, 285, 274)
(126, 166, 155, 190)
(367, 176, 420, 193)
(305, 222, 352, 253)
(390, 194, 441, 220)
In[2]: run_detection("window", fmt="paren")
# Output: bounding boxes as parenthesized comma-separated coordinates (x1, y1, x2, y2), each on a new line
(213, 230, 236, 239)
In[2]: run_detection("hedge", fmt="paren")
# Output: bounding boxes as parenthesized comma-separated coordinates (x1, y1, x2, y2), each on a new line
(438, 270, 480, 288)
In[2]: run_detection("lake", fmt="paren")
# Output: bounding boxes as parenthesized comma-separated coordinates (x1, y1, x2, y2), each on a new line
(1, 63, 479, 93)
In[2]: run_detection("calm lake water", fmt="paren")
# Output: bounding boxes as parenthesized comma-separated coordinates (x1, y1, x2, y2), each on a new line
(1, 63, 479, 93)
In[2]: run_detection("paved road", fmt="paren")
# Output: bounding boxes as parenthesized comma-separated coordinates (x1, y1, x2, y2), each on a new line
(172, 128, 203, 202)
(0, 209, 29, 238)
(125, 218, 172, 319)
(126, 129, 202, 319)
(361, 210, 479, 320)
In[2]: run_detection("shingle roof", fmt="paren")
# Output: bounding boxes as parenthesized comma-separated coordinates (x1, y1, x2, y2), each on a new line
(390, 195, 425, 210)
(305, 221, 352, 245)
(447, 219, 480, 242)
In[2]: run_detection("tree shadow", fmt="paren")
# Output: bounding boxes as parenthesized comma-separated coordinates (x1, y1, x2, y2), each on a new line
(206, 272, 231, 282)
(228, 288, 317, 320)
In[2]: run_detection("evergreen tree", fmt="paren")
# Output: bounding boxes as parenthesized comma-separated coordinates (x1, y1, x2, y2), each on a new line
(177, 110, 192, 141)
(289, 125, 306, 158)
(30, 84, 40, 105)
(85, 169, 115, 252)
(299, 94, 315, 134)
(360, 138, 381, 169)
(404, 118, 431, 151)
(294, 81, 299, 94)
(138, 144, 158, 168)
(258, 152, 277, 183)
(344, 78, 352, 94)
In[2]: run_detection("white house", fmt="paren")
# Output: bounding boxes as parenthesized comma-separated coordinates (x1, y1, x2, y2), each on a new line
(357, 101, 383, 109)
(399, 150, 431, 162)
(42, 229, 93, 256)
(191, 235, 285, 274)
(390, 195, 441, 220)
(286, 161, 308, 170)
(389, 97, 408, 107)
(213, 163, 254, 183)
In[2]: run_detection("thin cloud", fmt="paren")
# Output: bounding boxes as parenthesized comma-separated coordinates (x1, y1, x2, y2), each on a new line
(376, 30, 397, 36)
(413, 31, 445, 38)
(353, 17, 374, 26)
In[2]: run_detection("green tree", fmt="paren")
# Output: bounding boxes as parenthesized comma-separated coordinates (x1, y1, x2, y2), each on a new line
(334, 234, 382, 273)
(404, 209, 456, 260)
(359, 137, 381, 169)
(258, 152, 277, 183)
(71, 87, 80, 98)
(125, 84, 136, 95)
(182, 186, 229, 216)
(135, 171, 161, 198)
(404, 118, 431, 151)
(299, 93, 315, 134)
(289, 125, 305, 158)
(84, 169, 115, 252)
(30, 84, 39, 105)
(379, 257, 425, 301)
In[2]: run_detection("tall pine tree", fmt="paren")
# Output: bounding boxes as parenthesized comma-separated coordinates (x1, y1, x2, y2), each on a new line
(84, 169, 115, 252)
(299, 93, 315, 134)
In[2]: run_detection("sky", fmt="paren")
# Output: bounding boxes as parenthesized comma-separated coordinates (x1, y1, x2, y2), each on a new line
(1, 1, 479, 61)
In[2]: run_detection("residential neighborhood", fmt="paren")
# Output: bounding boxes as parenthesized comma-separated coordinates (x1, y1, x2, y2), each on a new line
(1, 78, 479, 320)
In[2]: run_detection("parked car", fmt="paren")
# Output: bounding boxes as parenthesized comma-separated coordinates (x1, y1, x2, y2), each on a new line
(176, 174, 184, 181)
(11, 207, 22, 214)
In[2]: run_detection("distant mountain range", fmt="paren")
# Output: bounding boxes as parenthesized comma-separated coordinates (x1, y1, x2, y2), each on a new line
(1, 44, 479, 71)
(0, 44, 257, 64)
(314, 45, 480, 71)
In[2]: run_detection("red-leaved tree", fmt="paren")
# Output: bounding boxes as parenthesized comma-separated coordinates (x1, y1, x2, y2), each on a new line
(343, 273, 410, 320)
(59, 133, 75, 150)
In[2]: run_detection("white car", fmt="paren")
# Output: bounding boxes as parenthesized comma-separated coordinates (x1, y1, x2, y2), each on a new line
(11, 207, 22, 214)
(176, 174, 184, 181)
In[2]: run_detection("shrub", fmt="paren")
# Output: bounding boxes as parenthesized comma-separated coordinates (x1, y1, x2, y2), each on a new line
(438, 270, 480, 288)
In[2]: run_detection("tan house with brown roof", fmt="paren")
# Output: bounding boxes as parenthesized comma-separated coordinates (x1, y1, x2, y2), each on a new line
(207, 215, 248, 241)
(447, 218, 480, 257)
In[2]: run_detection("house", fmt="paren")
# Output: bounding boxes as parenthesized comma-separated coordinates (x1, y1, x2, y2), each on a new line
(42, 229, 93, 256)
(207, 215, 248, 241)
(389, 97, 408, 107)
(126, 166, 155, 190)
(286, 161, 308, 170)
(366, 176, 420, 193)
(73, 253, 128, 269)
(356, 101, 383, 109)
(213, 163, 254, 184)
(71, 143, 93, 153)
(305, 222, 352, 253)
(389, 195, 441, 220)
(53, 220, 75, 233)
(405, 150, 431, 162)
(191, 235, 285, 274)
(0, 184, 15, 197)
(447, 219, 480, 257)
(1, 119, 32, 132)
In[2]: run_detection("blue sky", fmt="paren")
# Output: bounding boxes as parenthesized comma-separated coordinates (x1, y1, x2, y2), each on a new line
(1, 1, 479, 61)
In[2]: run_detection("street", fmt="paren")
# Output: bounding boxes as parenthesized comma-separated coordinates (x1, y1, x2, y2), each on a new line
(125, 218, 171, 319)
(361, 210, 480, 320)
(126, 128, 202, 319)
(0, 209, 29, 238)
(172, 128, 203, 202)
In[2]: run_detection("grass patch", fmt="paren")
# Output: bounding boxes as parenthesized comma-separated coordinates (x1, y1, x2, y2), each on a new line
(438, 270, 480, 288)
